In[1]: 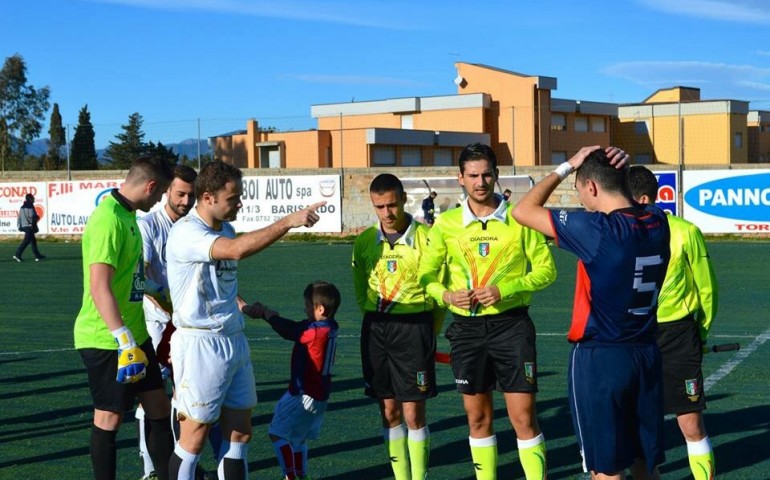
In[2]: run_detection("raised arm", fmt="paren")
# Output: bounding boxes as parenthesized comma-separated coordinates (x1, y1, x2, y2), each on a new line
(513, 146, 601, 236)
(212, 201, 325, 260)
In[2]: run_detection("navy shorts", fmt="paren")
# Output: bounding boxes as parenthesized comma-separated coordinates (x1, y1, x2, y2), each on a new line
(445, 307, 538, 394)
(568, 342, 665, 474)
(656, 318, 706, 414)
(361, 311, 437, 402)
(79, 338, 165, 413)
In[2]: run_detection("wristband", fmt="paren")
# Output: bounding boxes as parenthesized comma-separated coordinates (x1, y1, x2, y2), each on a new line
(111, 326, 137, 349)
(553, 162, 575, 180)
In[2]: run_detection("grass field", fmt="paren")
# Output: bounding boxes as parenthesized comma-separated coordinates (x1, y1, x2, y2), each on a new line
(1, 240, 768, 480)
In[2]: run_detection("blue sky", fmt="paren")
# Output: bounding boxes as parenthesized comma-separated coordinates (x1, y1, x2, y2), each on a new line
(3, 0, 770, 149)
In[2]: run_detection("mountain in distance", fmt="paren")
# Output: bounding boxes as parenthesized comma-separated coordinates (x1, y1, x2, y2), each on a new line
(26, 138, 212, 162)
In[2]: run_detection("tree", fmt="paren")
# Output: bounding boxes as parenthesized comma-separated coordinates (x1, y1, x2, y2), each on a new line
(146, 141, 179, 165)
(0, 117, 9, 171)
(46, 103, 66, 170)
(0, 54, 51, 167)
(71, 105, 98, 170)
(104, 112, 146, 169)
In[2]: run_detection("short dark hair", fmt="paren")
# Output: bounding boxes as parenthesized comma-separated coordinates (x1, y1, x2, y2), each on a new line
(195, 161, 242, 200)
(369, 173, 404, 197)
(575, 149, 630, 195)
(24, 193, 34, 202)
(173, 164, 198, 185)
(458, 143, 497, 173)
(304, 281, 341, 318)
(628, 166, 659, 203)
(126, 155, 174, 185)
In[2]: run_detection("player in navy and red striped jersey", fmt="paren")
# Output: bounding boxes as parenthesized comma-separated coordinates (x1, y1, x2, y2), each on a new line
(242, 282, 341, 480)
(513, 146, 670, 480)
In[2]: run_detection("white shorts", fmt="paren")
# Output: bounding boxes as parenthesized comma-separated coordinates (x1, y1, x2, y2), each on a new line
(170, 328, 257, 424)
(269, 391, 327, 445)
(143, 297, 171, 352)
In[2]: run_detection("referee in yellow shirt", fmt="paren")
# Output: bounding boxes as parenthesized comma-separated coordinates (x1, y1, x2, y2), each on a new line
(629, 166, 718, 480)
(352, 173, 444, 480)
(418, 143, 556, 480)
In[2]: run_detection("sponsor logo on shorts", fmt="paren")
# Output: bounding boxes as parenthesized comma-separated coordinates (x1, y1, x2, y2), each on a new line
(479, 242, 490, 257)
(455, 378, 469, 385)
(524, 362, 536, 384)
(416, 370, 428, 392)
(387, 260, 398, 273)
(685, 378, 701, 401)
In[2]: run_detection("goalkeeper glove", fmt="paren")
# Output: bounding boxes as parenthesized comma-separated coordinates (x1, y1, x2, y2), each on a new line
(112, 326, 149, 384)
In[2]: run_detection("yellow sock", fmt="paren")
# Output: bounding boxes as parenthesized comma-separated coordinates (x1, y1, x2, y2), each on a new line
(687, 437, 715, 480)
(385, 425, 411, 480)
(517, 433, 547, 479)
(407, 426, 430, 480)
(469, 435, 497, 480)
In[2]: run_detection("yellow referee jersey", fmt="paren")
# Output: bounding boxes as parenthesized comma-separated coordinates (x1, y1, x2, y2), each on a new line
(657, 214, 718, 341)
(418, 199, 556, 316)
(352, 218, 436, 314)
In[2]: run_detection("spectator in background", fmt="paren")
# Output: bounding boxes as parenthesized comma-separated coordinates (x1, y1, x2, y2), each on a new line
(13, 193, 45, 262)
(422, 191, 438, 226)
(502, 189, 512, 202)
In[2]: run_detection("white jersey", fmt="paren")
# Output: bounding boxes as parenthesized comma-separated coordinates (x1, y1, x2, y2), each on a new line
(166, 207, 244, 335)
(138, 206, 174, 292)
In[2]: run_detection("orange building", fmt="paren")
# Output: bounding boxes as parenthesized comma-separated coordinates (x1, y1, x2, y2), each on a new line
(210, 63, 770, 168)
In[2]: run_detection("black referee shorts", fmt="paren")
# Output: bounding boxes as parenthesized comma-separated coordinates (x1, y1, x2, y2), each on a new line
(656, 317, 706, 414)
(361, 311, 437, 402)
(445, 307, 538, 394)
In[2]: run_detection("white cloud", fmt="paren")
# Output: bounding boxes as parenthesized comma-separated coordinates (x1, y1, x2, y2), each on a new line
(738, 81, 770, 91)
(283, 74, 425, 87)
(87, 0, 420, 29)
(601, 60, 770, 98)
(757, 50, 770, 57)
(638, 0, 770, 23)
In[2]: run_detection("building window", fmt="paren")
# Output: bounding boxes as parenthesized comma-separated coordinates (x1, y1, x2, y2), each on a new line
(551, 151, 567, 165)
(574, 117, 588, 132)
(551, 114, 566, 131)
(401, 147, 421, 166)
(401, 114, 413, 130)
(734, 132, 743, 149)
(635, 153, 652, 164)
(590, 117, 606, 133)
(434, 148, 453, 166)
(372, 146, 396, 165)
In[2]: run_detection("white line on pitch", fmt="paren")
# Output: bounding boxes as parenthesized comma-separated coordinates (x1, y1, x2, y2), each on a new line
(704, 327, 770, 392)
(0, 347, 73, 356)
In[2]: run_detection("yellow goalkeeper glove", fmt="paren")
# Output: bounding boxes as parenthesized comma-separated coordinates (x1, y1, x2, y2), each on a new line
(111, 326, 149, 384)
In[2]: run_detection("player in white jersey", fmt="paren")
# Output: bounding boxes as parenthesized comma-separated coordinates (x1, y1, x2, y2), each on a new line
(166, 161, 324, 480)
(135, 165, 202, 480)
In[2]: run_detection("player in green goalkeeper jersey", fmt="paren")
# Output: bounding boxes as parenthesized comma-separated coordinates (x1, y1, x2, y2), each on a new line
(629, 166, 718, 480)
(74, 155, 175, 480)
(418, 143, 556, 480)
